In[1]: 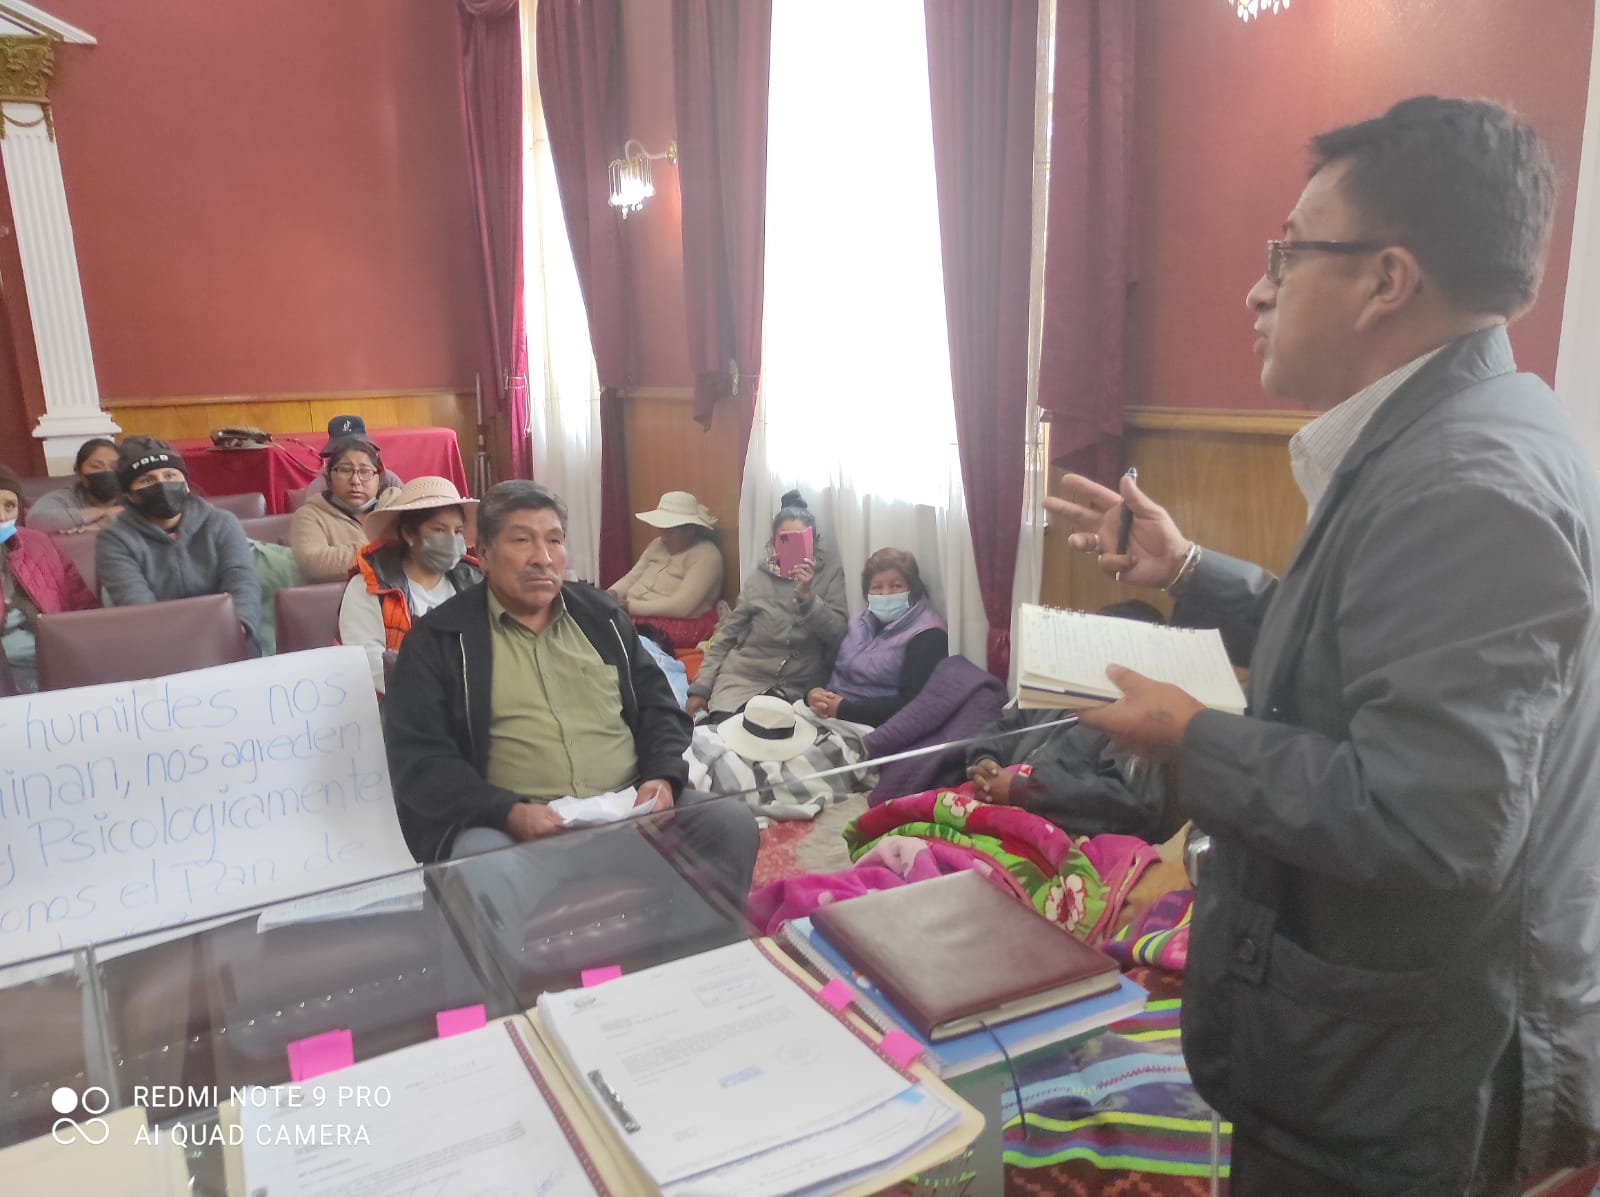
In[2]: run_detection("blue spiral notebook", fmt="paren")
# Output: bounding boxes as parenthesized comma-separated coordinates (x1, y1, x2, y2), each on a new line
(780, 916, 1147, 1079)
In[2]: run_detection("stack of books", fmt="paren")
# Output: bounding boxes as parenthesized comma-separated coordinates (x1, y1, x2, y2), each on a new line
(784, 871, 1145, 1077)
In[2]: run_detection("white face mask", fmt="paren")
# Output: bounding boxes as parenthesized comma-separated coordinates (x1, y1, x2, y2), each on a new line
(866, 592, 911, 622)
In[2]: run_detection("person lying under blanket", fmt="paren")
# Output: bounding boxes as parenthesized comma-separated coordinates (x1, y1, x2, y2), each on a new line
(963, 599, 1170, 841)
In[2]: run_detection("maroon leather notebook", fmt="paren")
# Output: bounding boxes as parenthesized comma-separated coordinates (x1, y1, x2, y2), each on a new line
(809, 871, 1121, 1040)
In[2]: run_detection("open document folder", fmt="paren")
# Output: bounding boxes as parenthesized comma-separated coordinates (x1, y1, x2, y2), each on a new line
(537, 939, 976, 1196)
(225, 944, 981, 1197)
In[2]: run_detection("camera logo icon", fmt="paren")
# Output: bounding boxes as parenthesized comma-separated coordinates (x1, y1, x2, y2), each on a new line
(50, 1085, 111, 1145)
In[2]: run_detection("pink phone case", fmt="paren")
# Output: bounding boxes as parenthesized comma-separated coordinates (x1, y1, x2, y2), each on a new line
(775, 527, 813, 576)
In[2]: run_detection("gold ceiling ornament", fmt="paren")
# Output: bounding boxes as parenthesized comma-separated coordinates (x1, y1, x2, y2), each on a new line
(1231, 0, 1289, 19)
(0, 35, 55, 139)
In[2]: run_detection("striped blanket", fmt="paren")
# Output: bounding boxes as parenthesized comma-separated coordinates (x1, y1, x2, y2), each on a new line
(1003, 969, 1231, 1195)
(683, 705, 877, 819)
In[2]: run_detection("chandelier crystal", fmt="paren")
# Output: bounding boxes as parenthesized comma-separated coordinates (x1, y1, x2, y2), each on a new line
(1232, 0, 1289, 19)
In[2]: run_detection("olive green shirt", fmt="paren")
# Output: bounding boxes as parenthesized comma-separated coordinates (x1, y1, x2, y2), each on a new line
(484, 589, 639, 801)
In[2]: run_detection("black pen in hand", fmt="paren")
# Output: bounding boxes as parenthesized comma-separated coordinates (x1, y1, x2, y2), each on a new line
(1114, 467, 1137, 582)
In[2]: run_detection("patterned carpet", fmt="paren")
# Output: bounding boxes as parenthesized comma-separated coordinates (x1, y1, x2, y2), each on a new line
(750, 794, 865, 889)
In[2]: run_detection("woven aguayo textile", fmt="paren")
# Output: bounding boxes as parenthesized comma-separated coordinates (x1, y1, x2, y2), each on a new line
(1003, 969, 1230, 1196)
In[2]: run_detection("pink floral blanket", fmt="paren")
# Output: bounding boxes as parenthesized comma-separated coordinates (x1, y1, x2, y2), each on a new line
(749, 770, 1191, 971)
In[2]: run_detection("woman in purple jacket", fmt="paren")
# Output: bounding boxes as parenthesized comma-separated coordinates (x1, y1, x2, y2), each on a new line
(805, 547, 947, 726)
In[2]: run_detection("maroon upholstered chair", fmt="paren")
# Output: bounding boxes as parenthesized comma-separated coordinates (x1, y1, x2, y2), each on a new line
(208, 491, 268, 520)
(274, 582, 347, 655)
(238, 512, 295, 545)
(48, 529, 101, 595)
(16, 475, 65, 504)
(284, 483, 315, 512)
(34, 593, 249, 690)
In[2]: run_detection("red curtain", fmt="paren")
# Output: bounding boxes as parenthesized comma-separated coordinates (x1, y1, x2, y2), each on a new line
(1037, 1, 1138, 485)
(535, 0, 634, 585)
(671, 0, 772, 463)
(925, 0, 1040, 678)
(457, 0, 530, 480)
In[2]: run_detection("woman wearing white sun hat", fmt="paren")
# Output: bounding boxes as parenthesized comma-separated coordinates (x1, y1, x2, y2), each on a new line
(607, 490, 724, 624)
(337, 476, 481, 692)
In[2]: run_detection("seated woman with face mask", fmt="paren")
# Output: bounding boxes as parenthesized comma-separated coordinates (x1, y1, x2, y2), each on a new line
(336, 477, 481, 693)
(23, 437, 124, 533)
(686, 491, 849, 719)
(96, 436, 262, 652)
(805, 547, 948, 726)
(1, 465, 100, 695)
(290, 432, 394, 582)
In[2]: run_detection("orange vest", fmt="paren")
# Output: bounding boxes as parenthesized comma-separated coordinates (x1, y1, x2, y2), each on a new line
(354, 547, 412, 651)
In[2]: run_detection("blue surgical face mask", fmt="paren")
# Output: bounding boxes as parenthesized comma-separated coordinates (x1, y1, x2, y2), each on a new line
(0, 520, 15, 545)
(867, 592, 911, 623)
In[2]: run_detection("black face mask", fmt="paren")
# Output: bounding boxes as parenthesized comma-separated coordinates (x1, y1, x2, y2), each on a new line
(82, 471, 122, 502)
(131, 480, 188, 520)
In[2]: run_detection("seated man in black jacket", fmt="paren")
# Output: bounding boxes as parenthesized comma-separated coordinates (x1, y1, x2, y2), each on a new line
(964, 601, 1169, 840)
(382, 480, 757, 901)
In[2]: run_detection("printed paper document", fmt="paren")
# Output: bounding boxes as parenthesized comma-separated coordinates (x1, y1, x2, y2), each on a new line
(240, 1021, 601, 1197)
(537, 939, 912, 1186)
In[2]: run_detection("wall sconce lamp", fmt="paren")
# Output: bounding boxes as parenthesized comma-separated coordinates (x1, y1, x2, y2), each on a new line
(608, 139, 678, 218)
(1230, 0, 1289, 19)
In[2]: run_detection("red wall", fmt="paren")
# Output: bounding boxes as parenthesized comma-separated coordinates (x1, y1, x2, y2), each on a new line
(35, 0, 490, 400)
(1130, 0, 1594, 411)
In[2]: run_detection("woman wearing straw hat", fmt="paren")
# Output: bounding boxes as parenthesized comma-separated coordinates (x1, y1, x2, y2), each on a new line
(337, 476, 480, 692)
(607, 490, 724, 645)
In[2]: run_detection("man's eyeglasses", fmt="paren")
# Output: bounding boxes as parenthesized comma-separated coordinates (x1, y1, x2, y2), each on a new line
(1265, 239, 1387, 286)
(331, 465, 379, 480)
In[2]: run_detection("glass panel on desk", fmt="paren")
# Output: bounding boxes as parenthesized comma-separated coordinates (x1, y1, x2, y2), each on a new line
(90, 863, 514, 1122)
(0, 948, 97, 1149)
(429, 802, 755, 1008)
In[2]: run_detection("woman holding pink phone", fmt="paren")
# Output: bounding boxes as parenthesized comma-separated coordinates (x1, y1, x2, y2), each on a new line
(686, 491, 848, 720)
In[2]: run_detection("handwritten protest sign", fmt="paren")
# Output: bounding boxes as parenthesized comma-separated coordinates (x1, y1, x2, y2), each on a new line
(0, 646, 413, 967)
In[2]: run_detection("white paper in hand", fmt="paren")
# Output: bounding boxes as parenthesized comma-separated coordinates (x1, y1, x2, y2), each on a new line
(549, 787, 648, 827)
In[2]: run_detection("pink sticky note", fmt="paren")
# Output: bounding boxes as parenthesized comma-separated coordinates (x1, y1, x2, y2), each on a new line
(879, 1030, 923, 1069)
(435, 1004, 487, 1038)
(582, 965, 622, 987)
(286, 1029, 353, 1082)
(818, 978, 854, 1011)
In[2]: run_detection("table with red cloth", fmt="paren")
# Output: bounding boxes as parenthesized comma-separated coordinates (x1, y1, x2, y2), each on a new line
(169, 428, 468, 514)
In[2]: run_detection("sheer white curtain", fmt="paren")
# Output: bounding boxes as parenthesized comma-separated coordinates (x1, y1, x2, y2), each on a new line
(1009, 0, 1058, 688)
(742, 0, 987, 663)
(520, 0, 603, 580)
(1556, 2, 1600, 471)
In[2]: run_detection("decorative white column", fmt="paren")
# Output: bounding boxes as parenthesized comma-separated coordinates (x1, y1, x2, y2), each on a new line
(0, 25, 117, 474)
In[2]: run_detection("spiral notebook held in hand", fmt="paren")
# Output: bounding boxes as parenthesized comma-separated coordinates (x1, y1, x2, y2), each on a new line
(1016, 602, 1248, 714)
(808, 871, 1121, 1041)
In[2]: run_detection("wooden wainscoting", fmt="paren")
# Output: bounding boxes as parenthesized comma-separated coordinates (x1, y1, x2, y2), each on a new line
(621, 386, 744, 602)
(104, 389, 479, 470)
(1040, 406, 1313, 615)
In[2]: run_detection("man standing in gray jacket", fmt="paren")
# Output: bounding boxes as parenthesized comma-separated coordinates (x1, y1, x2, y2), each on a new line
(1049, 98, 1600, 1194)
(96, 437, 261, 653)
